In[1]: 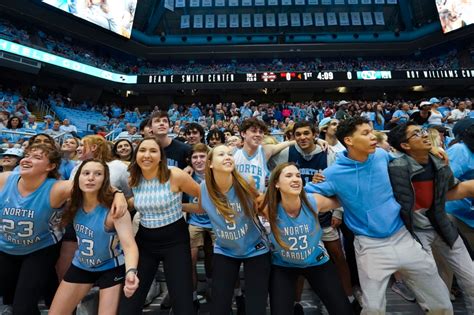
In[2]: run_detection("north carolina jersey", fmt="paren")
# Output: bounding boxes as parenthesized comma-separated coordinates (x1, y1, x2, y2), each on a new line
(270, 194, 329, 268)
(0, 173, 63, 255)
(288, 145, 328, 186)
(200, 181, 268, 258)
(234, 145, 269, 193)
(287, 145, 332, 228)
(72, 204, 124, 272)
(187, 173, 212, 229)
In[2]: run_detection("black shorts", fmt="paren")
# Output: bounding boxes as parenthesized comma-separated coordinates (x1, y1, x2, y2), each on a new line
(63, 264, 125, 289)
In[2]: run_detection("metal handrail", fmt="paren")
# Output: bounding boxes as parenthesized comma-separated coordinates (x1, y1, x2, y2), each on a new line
(0, 129, 37, 137)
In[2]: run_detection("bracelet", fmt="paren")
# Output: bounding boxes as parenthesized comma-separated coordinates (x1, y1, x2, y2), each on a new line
(126, 268, 138, 276)
(113, 190, 124, 196)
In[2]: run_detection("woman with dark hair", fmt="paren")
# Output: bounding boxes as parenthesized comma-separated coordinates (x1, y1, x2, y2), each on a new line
(6, 116, 22, 130)
(59, 135, 132, 280)
(113, 139, 133, 163)
(261, 162, 353, 315)
(200, 144, 270, 315)
(2, 116, 24, 147)
(0, 144, 127, 314)
(49, 159, 139, 315)
(119, 137, 200, 315)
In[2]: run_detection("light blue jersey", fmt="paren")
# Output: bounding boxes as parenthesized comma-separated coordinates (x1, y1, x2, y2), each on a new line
(270, 194, 329, 268)
(187, 173, 212, 229)
(200, 181, 268, 258)
(72, 204, 124, 272)
(234, 145, 269, 193)
(0, 174, 63, 255)
(446, 143, 474, 227)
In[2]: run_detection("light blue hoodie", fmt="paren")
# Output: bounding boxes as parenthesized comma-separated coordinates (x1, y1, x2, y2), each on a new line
(446, 143, 474, 227)
(305, 148, 404, 238)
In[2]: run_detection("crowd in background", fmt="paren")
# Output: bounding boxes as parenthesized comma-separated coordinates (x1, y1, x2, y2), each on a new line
(0, 17, 469, 76)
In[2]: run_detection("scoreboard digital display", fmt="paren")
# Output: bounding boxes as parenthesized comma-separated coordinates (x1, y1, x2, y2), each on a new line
(138, 69, 474, 85)
(2, 38, 473, 86)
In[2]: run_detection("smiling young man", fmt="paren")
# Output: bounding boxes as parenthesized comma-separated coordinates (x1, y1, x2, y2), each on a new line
(184, 123, 205, 146)
(234, 118, 296, 193)
(183, 143, 215, 312)
(387, 122, 474, 314)
(305, 117, 452, 314)
(150, 111, 191, 169)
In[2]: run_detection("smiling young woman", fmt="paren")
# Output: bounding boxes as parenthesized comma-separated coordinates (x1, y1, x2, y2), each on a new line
(119, 137, 201, 315)
(49, 159, 139, 315)
(200, 144, 271, 315)
(261, 162, 353, 315)
(0, 144, 128, 315)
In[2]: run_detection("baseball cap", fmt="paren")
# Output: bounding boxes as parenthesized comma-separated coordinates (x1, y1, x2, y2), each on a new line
(318, 117, 333, 129)
(419, 101, 432, 108)
(338, 100, 350, 106)
(44, 115, 53, 119)
(429, 97, 440, 104)
(1, 148, 24, 158)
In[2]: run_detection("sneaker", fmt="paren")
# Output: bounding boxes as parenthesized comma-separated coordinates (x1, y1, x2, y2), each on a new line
(235, 295, 246, 315)
(0, 305, 13, 315)
(352, 286, 364, 307)
(161, 293, 172, 310)
(144, 279, 161, 307)
(391, 280, 416, 302)
(294, 302, 304, 315)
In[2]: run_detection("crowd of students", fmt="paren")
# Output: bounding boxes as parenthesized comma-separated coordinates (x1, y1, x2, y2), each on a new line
(0, 16, 469, 76)
(0, 104, 473, 315)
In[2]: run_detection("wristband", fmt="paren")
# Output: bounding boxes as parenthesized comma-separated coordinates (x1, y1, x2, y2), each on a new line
(126, 268, 138, 276)
(113, 189, 124, 196)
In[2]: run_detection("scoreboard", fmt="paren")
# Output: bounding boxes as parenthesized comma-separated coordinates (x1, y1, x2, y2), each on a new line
(138, 69, 474, 85)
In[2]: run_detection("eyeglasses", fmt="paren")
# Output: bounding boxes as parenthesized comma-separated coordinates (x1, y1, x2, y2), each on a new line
(405, 129, 428, 141)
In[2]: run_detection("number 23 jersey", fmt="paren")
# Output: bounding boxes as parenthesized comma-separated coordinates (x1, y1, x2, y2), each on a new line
(270, 194, 329, 268)
(0, 173, 63, 255)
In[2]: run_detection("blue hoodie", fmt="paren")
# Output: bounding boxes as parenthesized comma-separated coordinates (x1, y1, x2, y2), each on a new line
(305, 148, 404, 238)
(446, 143, 474, 227)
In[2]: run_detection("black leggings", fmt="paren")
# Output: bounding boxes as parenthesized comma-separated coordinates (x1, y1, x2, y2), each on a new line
(270, 262, 353, 315)
(340, 220, 360, 286)
(119, 218, 194, 315)
(211, 252, 271, 315)
(0, 243, 60, 315)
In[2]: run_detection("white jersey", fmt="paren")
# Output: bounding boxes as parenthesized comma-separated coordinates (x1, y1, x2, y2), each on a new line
(234, 145, 269, 193)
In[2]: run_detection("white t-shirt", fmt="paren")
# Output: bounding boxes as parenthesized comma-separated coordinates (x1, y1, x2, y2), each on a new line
(450, 109, 470, 122)
(427, 111, 443, 126)
(59, 125, 77, 134)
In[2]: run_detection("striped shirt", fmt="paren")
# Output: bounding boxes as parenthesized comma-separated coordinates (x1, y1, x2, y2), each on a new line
(133, 176, 183, 228)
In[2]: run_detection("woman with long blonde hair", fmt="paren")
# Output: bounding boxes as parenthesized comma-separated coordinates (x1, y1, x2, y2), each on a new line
(261, 162, 353, 315)
(200, 144, 270, 315)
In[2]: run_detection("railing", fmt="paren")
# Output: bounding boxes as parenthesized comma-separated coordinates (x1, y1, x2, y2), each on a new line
(0, 129, 70, 144)
(36, 100, 56, 121)
(0, 129, 37, 137)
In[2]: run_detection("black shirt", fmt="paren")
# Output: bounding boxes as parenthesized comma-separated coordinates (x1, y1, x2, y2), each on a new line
(164, 139, 191, 169)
